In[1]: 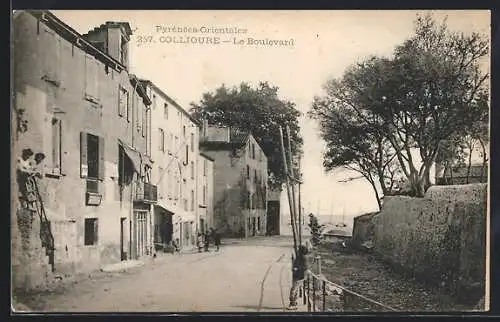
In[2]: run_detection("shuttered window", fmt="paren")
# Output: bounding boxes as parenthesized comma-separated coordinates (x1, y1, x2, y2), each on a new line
(84, 218, 98, 246)
(118, 86, 128, 117)
(80, 132, 104, 181)
(41, 27, 61, 85)
(51, 118, 62, 174)
(84, 55, 99, 102)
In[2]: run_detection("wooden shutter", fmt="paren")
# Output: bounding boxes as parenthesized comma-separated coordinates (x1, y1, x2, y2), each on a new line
(80, 132, 88, 178)
(93, 59, 100, 101)
(93, 219, 99, 244)
(118, 87, 124, 116)
(98, 136, 105, 180)
(84, 55, 93, 97)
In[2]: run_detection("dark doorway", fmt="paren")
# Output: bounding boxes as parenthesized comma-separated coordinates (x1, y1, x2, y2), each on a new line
(267, 201, 280, 236)
(120, 218, 127, 261)
(154, 208, 173, 251)
(252, 217, 256, 236)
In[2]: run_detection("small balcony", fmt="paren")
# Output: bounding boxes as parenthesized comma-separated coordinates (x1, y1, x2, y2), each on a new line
(135, 182, 158, 203)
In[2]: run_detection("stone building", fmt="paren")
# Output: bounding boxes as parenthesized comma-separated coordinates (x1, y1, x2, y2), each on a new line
(142, 80, 201, 251)
(197, 152, 215, 234)
(200, 125, 268, 237)
(11, 11, 156, 290)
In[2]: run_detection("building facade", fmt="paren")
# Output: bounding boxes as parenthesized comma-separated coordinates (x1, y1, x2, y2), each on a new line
(143, 80, 201, 251)
(200, 126, 268, 237)
(12, 11, 156, 289)
(197, 152, 215, 234)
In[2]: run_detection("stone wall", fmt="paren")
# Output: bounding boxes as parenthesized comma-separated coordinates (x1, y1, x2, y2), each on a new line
(372, 184, 487, 303)
(351, 212, 378, 248)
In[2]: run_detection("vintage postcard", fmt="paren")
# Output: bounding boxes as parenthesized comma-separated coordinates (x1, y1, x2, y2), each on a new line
(11, 10, 490, 313)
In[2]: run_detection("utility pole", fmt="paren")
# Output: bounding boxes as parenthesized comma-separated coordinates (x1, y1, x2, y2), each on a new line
(286, 126, 299, 249)
(279, 126, 298, 255)
(297, 155, 302, 247)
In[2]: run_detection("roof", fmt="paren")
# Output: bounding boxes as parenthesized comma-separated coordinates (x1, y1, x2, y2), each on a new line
(138, 79, 201, 127)
(27, 11, 127, 73)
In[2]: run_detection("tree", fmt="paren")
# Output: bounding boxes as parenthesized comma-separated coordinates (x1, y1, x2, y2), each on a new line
(190, 82, 303, 190)
(310, 14, 489, 197)
(308, 213, 325, 247)
(309, 90, 402, 210)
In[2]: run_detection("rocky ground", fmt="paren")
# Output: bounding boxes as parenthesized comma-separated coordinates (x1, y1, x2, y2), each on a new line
(313, 238, 484, 312)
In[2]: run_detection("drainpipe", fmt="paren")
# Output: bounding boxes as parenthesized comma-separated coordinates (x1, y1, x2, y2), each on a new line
(129, 78, 139, 260)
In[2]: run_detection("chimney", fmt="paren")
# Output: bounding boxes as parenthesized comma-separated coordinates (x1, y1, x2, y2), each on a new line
(83, 21, 133, 69)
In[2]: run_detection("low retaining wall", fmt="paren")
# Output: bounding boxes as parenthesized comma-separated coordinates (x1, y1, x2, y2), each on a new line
(372, 184, 487, 303)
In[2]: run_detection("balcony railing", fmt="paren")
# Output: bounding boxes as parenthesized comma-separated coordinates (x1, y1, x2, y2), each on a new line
(135, 182, 158, 203)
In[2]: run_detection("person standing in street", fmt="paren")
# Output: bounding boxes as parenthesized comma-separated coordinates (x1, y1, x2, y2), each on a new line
(214, 230, 221, 252)
(288, 244, 310, 310)
(204, 231, 210, 252)
(196, 232, 204, 253)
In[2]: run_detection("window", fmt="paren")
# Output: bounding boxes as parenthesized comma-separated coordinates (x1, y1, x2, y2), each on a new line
(158, 128, 165, 152)
(246, 165, 250, 179)
(190, 133, 194, 152)
(258, 217, 261, 231)
(42, 28, 61, 85)
(84, 55, 99, 102)
(119, 36, 128, 65)
(248, 192, 251, 209)
(118, 86, 128, 117)
(80, 132, 104, 181)
(51, 118, 62, 175)
(203, 159, 207, 176)
(252, 144, 255, 159)
(183, 198, 188, 211)
(254, 169, 257, 183)
(84, 218, 98, 246)
(137, 103, 142, 133)
(191, 189, 195, 211)
(203, 184, 207, 204)
(157, 167, 163, 196)
(185, 145, 189, 164)
(87, 134, 99, 179)
(168, 133, 173, 154)
(190, 161, 194, 180)
(142, 105, 147, 138)
(164, 103, 168, 119)
(183, 125, 186, 137)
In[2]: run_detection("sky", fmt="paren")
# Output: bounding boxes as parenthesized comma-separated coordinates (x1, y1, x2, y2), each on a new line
(51, 10, 490, 219)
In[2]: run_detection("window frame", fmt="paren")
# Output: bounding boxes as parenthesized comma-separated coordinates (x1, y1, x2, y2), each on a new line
(158, 128, 165, 152)
(84, 218, 99, 246)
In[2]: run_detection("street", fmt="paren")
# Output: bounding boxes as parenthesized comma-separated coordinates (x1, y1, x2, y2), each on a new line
(15, 236, 302, 312)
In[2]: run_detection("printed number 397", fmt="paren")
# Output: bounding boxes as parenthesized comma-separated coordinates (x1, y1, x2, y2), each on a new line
(136, 36, 155, 43)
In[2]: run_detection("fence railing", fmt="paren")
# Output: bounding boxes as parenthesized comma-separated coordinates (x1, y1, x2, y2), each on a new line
(301, 255, 398, 312)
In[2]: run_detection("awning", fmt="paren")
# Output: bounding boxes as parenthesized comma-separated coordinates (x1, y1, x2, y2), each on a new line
(118, 139, 142, 174)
